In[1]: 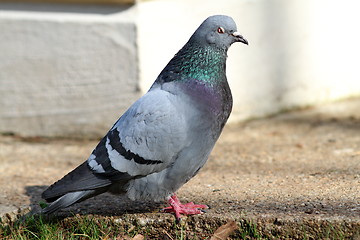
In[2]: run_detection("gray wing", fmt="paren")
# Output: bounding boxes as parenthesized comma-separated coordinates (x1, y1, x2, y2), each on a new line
(42, 87, 189, 202)
(87, 87, 190, 180)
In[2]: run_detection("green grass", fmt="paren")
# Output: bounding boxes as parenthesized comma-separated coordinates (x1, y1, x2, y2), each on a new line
(239, 220, 261, 239)
(1, 213, 353, 239)
(0, 215, 122, 240)
(0, 214, 263, 240)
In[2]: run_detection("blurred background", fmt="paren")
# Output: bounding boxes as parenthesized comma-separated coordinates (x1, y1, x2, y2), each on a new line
(0, 0, 360, 138)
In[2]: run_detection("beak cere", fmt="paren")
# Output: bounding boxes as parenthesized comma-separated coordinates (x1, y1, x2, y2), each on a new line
(232, 32, 248, 45)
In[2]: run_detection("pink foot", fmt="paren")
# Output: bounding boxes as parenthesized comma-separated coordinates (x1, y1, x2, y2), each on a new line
(163, 194, 209, 220)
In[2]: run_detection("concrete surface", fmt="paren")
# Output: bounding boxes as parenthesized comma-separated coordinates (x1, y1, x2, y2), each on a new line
(1, 0, 360, 138)
(0, 97, 359, 238)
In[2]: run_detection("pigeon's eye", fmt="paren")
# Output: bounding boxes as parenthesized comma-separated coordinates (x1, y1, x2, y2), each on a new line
(217, 27, 225, 34)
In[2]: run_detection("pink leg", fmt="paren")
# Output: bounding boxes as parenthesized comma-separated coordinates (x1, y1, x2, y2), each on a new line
(163, 193, 209, 220)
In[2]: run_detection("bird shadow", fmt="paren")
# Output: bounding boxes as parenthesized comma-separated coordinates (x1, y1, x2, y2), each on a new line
(25, 185, 164, 218)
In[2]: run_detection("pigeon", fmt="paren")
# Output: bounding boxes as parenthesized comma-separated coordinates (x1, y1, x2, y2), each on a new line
(41, 15, 248, 220)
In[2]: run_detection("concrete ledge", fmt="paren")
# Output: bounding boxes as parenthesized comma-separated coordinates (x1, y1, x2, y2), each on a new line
(0, 5, 138, 137)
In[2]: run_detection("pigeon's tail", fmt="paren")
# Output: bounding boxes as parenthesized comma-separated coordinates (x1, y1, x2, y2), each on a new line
(41, 161, 113, 214)
(42, 189, 106, 214)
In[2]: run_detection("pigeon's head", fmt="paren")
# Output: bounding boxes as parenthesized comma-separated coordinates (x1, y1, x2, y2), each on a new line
(190, 15, 248, 50)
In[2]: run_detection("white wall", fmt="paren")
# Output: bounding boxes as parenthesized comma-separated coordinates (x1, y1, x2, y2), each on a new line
(0, 0, 360, 137)
(138, 0, 360, 122)
(0, 3, 139, 137)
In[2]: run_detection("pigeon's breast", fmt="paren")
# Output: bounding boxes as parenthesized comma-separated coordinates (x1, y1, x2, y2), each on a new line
(179, 80, 223, 115)
(161, 79, 232, 135)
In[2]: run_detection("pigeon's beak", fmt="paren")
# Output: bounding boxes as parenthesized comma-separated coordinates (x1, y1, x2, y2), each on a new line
(232, 32, 248, 45)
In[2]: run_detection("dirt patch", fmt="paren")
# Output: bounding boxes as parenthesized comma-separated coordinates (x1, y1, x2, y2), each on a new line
(1, 98, 360, 238)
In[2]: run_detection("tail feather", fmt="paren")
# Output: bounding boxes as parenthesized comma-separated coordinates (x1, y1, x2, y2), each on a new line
(42, 161, 112, 202)
(41, 189, 103, 214)
(41, 161, 115, 213)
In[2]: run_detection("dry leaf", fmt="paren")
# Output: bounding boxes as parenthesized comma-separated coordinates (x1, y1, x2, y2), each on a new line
(210, 220, 238, 240)
(132, 234, 145, 240)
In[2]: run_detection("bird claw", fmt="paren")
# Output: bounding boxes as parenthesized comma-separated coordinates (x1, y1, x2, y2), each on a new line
(163, 194, 209, 221)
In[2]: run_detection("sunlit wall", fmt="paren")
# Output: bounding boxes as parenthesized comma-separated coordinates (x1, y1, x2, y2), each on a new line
(138, 0, 360, 121)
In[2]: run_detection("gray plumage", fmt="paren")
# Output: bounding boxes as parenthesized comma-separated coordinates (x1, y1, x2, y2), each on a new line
(42, 15, 248, 215)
